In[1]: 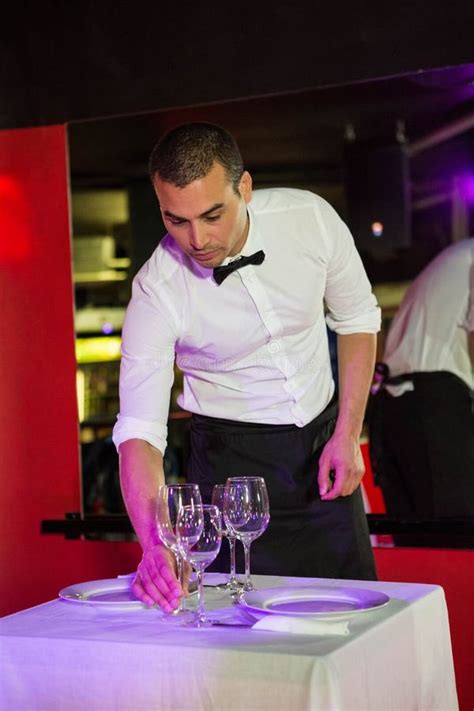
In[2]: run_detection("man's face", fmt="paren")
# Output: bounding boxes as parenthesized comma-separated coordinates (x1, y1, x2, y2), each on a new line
(153, 161, 253, 268)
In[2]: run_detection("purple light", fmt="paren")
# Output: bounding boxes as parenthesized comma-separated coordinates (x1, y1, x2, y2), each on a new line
(101, 322, 114, 335)
(460, 174, 474, 202)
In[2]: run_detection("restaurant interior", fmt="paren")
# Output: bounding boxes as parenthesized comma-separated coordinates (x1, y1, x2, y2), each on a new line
(68, 67, 474, 529)
(1, 3, 473, 708)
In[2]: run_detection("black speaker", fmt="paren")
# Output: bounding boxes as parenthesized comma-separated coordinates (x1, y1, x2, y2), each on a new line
(344, 142, 411, 249)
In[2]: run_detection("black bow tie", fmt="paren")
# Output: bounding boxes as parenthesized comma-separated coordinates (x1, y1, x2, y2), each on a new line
(213, 250, 265, 285)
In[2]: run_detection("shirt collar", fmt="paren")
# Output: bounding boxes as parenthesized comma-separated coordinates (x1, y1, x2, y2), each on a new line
(220, 205, 264, 265)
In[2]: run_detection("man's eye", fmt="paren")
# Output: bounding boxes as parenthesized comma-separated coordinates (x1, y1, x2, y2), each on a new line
(168, 217, 185, 225)
(206, 215, 220, 222)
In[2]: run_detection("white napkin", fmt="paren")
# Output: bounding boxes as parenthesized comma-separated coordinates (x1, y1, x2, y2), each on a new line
(252, 615, 349, 636)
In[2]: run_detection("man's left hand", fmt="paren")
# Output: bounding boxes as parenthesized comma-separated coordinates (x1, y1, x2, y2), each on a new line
(317, 432, 365, 500)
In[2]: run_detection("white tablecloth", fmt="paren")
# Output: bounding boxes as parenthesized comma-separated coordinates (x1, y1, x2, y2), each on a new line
(0, 574, 458, 711)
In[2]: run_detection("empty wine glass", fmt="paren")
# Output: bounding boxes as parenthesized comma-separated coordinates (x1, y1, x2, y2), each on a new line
(176, 504, 222, 627)
(224, 477, 270, 593)
(156, 483, 202, 614)
(211, 484, 241, 595)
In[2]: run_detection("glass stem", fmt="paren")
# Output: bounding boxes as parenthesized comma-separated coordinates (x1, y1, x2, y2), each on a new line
(196, 567, 205, 622)
(176, 554, 185, 612)
(243, 541, 252, 591)
(229, 535, 237, 582)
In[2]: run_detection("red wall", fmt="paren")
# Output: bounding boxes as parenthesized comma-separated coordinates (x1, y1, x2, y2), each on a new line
(0, 125, 141, 616)
(374, 546, 474, 711)
(0, 124, 471, 711)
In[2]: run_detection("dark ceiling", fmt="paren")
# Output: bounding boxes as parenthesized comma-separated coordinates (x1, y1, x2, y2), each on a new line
(68, 65, 474, 189)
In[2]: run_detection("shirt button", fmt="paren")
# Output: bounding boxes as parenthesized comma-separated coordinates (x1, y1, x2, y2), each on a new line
(267, 340, 281, 354)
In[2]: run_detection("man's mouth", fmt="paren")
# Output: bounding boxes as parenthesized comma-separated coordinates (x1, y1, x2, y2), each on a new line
(192, 249, 220, 262)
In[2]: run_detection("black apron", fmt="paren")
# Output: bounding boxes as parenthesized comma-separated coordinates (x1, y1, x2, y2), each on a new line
(368, 370, 474, 547)
(187, 399, 376, 580)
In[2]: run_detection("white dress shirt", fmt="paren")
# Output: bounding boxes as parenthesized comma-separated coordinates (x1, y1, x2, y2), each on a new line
(113, 188, 381, 454)
(385, 238, 474, 395)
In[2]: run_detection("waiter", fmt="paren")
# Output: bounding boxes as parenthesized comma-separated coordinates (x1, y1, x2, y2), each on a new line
(368, 239, 474, 540)
(113, 123, 381, 611)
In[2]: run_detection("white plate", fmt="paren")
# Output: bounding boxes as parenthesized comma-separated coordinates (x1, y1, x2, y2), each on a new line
(202, 572, 226, 586)
(59, 577, 148, 610)
(240, 585, 390, 617)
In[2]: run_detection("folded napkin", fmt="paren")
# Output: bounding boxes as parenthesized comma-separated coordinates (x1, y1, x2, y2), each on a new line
(252, 615, 349, 636)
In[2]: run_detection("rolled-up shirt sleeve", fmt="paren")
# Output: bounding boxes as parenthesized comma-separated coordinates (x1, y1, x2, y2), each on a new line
(112, 260, 179, 455)
(315, 198, 381, 334)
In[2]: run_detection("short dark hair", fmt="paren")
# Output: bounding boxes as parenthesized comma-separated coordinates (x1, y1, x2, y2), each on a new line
(149, 122, 244, 193)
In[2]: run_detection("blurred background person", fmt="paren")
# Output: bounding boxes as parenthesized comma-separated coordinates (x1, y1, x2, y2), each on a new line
(368, 238, 474, 541)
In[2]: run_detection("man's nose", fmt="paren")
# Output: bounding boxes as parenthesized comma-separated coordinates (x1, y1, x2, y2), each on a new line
(189, 223, 207, 250)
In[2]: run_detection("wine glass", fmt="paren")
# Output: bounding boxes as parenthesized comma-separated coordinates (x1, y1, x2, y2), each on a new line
(211, 484, 241, 595)
(224, 477, 270, 593)
(156, 483, 202, 614)
(176, 504, 222, 627)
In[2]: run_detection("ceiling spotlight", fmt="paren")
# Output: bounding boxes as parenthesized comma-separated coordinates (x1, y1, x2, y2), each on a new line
(371, 222, 384, 238)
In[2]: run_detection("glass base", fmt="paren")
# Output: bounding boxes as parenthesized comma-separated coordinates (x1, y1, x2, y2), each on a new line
(161, 608, 194, 627)
(185, 613, 218, 628)
(242, 578, 255, 593)
(216, 577, 244, 595)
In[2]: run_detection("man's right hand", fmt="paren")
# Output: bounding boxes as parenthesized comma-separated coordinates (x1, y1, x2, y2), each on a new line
(132, 544, 183, 612)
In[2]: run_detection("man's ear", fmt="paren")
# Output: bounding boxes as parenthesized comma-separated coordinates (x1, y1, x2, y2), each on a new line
(240, 170, 253, 204)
